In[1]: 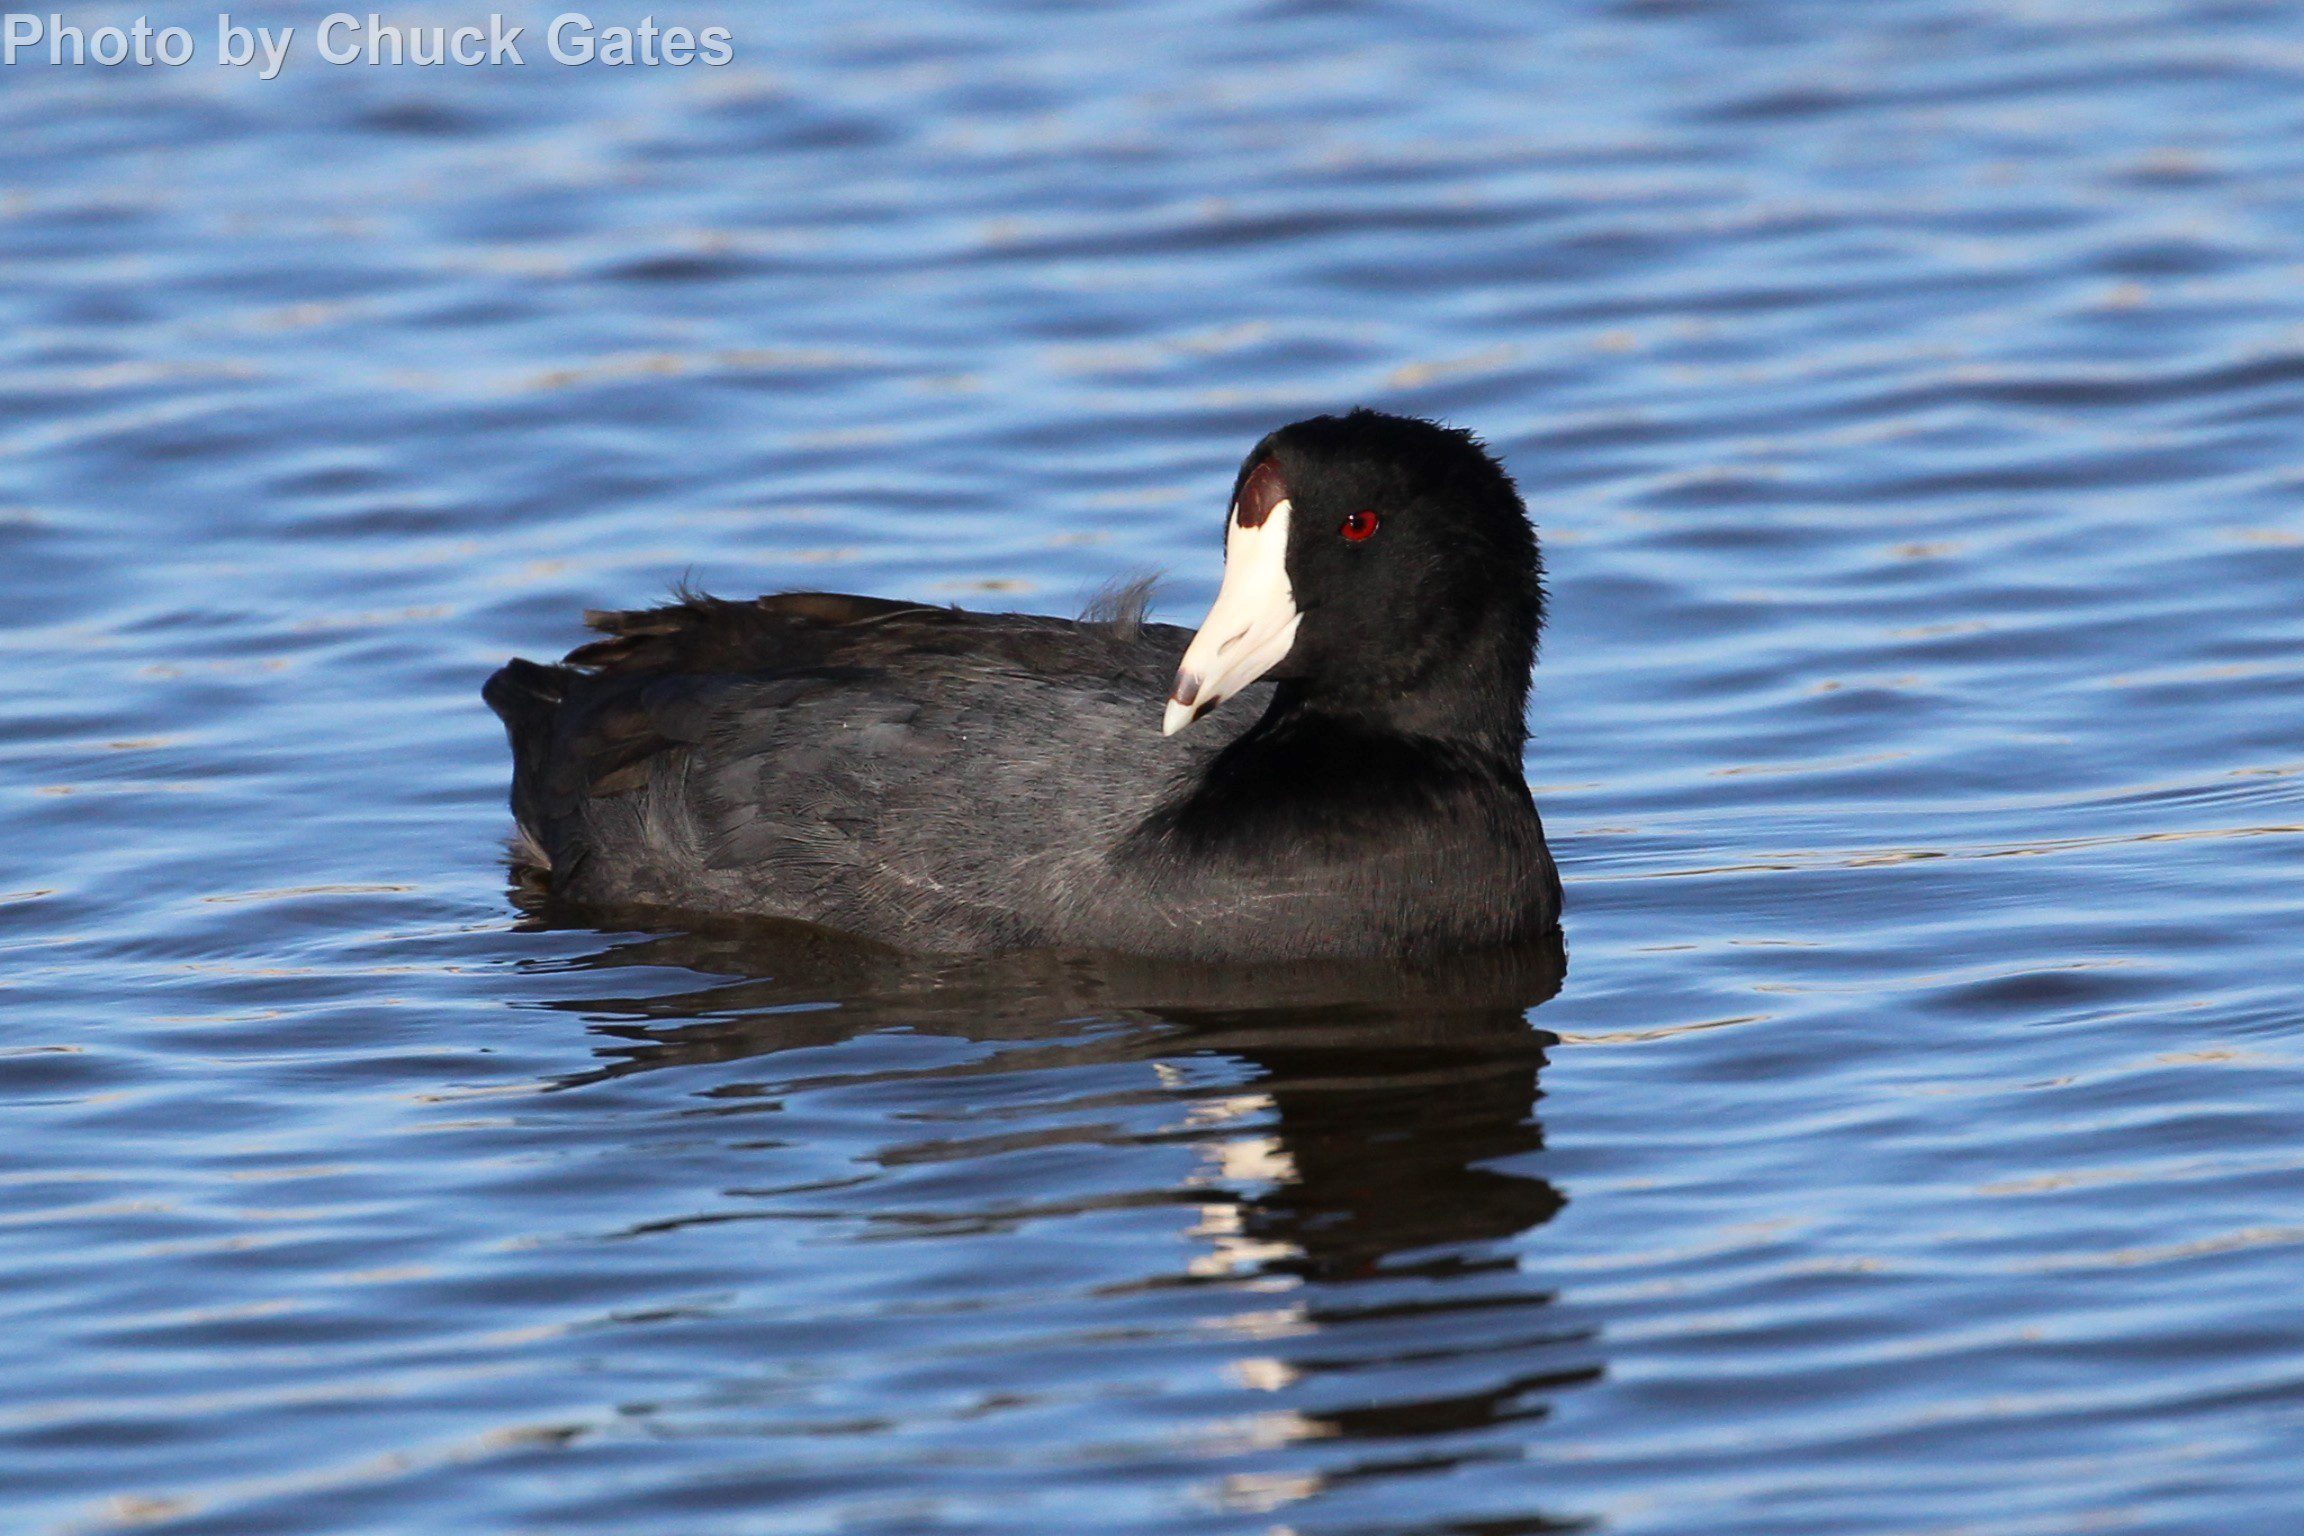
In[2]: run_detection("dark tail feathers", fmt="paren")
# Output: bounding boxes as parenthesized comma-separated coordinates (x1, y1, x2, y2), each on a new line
(483, 659, 573, 872)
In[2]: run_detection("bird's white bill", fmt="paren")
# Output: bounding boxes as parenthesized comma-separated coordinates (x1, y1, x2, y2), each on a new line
(1163, 497, 1301, 735)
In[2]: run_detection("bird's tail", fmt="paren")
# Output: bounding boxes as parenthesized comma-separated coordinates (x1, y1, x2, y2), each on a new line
(481, 658, 573, 873)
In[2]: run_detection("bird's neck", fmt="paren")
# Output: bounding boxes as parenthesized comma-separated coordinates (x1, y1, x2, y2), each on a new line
(1268, 645, 1532, 769)
(1151, 685, 1528, 852)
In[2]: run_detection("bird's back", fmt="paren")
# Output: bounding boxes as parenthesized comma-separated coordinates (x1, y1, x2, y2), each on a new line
(484, 588, 1232, 949)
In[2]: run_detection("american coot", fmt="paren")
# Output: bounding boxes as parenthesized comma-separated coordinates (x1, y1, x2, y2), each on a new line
(485, 409, 1560, 960)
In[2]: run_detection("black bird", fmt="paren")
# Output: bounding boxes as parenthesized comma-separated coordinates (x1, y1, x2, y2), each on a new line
(485, 409, 1560, 960)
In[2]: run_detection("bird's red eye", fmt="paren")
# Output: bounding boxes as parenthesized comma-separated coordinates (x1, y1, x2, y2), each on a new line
(1340, 509, 1381, 543)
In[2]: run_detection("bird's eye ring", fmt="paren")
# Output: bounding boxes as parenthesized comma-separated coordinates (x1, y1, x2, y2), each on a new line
(1340, 509, 1381, 543)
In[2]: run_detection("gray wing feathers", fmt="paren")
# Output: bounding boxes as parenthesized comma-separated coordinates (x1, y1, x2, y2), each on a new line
(525, 598, 1213, 948)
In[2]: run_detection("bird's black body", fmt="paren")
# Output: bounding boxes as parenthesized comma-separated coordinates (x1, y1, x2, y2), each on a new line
(487, 411, 1561, 961)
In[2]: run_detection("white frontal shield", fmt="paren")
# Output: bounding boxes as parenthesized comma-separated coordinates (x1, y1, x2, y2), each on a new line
(1164, 461, 1302, 736)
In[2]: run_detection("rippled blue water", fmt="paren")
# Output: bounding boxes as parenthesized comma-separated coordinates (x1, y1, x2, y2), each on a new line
(6, 3, 2304, 1531)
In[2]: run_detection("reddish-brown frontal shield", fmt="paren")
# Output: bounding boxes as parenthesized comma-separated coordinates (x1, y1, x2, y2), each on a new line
(1233, 459, 1288, 529)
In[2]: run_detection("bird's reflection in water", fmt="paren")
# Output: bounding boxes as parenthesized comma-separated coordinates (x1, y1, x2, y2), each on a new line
(530, 914, 1597, 1530)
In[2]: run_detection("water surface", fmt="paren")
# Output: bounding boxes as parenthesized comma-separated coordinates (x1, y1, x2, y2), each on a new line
(4, 2, 2303, 1531)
